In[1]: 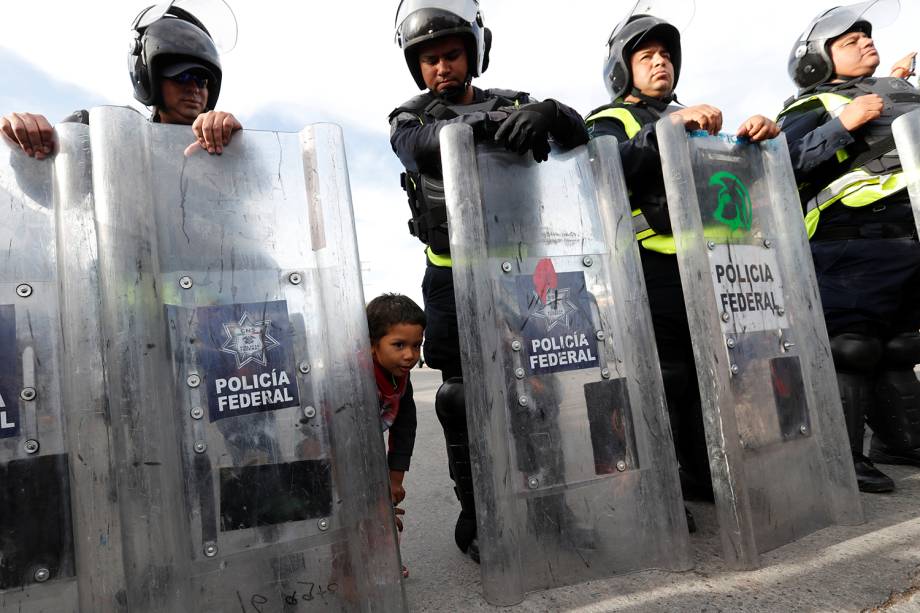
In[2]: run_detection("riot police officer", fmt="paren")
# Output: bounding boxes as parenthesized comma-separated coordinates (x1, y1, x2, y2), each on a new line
(584, 12, 779, 513)
(1, 3, 241, 157)
(389, 0, 588, 561)
(778, 1, 920, 492)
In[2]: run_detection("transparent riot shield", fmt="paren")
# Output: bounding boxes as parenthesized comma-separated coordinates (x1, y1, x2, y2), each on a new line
(0, 123, 117, 613)
(893, 108, 920, 244)
(656, 117, 864, 569)
(440, 124, 691, 606)
(87, 106, 405, 612)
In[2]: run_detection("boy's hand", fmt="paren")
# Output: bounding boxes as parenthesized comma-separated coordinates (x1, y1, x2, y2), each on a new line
(394, 506, 405, 532)
(389, 469, 406, 505)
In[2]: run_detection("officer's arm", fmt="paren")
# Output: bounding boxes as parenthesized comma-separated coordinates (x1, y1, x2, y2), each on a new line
(386, 378, 417, 472)
(779, 108, 855, 179)
(542, 100, 589, 150)
(389, 111, 499, 174)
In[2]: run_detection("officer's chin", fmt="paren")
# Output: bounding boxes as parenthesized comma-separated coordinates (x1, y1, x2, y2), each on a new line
(433, 84, 466, 102)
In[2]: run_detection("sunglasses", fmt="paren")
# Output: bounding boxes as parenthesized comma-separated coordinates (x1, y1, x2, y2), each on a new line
(168, 71, 209, 88)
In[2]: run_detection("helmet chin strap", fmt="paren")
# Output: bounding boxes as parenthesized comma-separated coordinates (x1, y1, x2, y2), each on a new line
(434, 75, 473, 102)
(629, 88, 675, 111)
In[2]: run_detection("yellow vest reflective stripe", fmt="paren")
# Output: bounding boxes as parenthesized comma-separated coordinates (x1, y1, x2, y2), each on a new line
(426, 246, 452, 267)
(585, 107, 643, 139)
(780, 92, 907, 238)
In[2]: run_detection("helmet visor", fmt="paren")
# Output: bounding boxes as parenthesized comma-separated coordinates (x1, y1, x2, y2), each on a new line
(132, 0, 238, 52)
(395, 0, 480, 30)
(608, 0, 695, 46)
(803, 0, 899, 42)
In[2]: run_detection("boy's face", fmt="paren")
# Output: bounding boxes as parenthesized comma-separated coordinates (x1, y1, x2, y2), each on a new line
(372, 323, 424, 378)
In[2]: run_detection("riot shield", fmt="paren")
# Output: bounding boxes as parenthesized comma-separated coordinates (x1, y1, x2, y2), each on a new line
(0, 123, 118, 613)
(656, 117, 864, 569)
(440, 125, 691, 606)
(893, 108, 920, 245)
(84, 106, 405, 612)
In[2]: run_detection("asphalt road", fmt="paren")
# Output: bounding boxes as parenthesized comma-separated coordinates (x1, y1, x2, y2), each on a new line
(399, 367, 920, 612)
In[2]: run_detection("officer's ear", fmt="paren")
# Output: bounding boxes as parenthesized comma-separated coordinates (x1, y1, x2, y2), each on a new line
(482, 27, 492, 73)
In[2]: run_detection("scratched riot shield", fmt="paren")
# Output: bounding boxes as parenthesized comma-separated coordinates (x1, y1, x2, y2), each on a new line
(657, 117, 864, 569)
(88, 106, 405, 612)
(441, 124, 691, 606)
(0, 123, 120, 612)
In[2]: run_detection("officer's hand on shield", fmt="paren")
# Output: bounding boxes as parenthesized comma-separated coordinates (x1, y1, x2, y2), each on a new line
(495, 101, 558, 163)
(890, 52, 917, 79)
(671, 104, 723, 135)
(389, 469, 406, 505)
(839, 94, 884, 132)
(190, 110, 242, 155)
(736, 115, 780, 142)
(0, 112, 55, 159)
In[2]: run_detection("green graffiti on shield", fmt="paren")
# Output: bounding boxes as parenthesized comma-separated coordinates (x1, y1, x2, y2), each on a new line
(709, 171, 753, 232)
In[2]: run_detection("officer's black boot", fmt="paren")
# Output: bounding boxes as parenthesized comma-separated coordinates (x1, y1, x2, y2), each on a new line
(838, 372, 895, 493)
(435, 377, 480, 562)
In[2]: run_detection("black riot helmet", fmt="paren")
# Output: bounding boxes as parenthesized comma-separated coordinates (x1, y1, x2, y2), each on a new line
(604, 14, 682, 101)
(394, 0, 491, 91)
(788, 0, 898, 92)
(129, 4, 222, 111)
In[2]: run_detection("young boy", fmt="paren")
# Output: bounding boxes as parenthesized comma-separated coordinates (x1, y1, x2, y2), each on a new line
(366, 293, 425, 577)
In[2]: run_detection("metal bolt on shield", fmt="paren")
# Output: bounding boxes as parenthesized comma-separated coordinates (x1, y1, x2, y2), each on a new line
(501, 261, 512, 273)
(595, 330, 606, 341)
(514, 368, 525, 379)
(518, 396, 528, 407)
(24, 439, 39, 454)
(203, 542, 218, 557)
(707, 241, 716, 251)
(511, 340, 522, 352)
(527, 477, 539, 489)
(289, 272, 302, 285)
(187, 374, 201, 388)
(616, 461, 627, 472)
(318, 518, 329, 531)
(179, 276, 193, 289)
(16, 283, 32, 298)
(190, 407, 204, 420)
(726, 337, 736, 349)
(601, 369, 611, 379)
(298, 361, 311, 374)
(194, 441, 207, 454)
(33, 568, 50, 583)
(582, 256, 594, 267)
(303, 406, 316, 419)
(20, 387, 36, 401)
(800, 425, 809, 435)
(730, 364, 740, 375)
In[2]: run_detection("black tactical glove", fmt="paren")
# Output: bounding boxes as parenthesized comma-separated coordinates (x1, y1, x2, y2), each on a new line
(494, 100, 558, 163)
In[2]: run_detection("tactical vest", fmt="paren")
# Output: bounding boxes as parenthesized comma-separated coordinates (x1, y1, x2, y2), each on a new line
(586, 101, 679, 254)
(778, 77, 920, 238)
(392, 89, 527, 268)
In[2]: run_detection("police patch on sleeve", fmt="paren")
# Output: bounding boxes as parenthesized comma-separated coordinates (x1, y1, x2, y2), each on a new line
(509, 259, 600, 376)
(197, 301, 301, 422)
(0, 305, 19, 439)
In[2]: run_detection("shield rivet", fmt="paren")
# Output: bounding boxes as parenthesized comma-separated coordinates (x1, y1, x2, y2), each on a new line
(596, 330, 606, 341)
(298, 361, 311, 374)
(203, 542, 218, 557)
(187, 374, 201, 388)
(190, 407, 204, 420)
(707, 241, 716, 251)
(501, 261, 512, 273)
(303, 406, 316, 419)
(511, 340, 522, 352)
(289, 272, 302, 285)
(33, 568, 50, 583)
(518, 396, 528, 407)
(783, 341, 796, 351)
(179, 276, 193, 289)
(527, 477, 539, 489)
(616, 461, 627, 472)
(726, 338, 736, 349)
(514, 368, 525, 379)
(800, 425, 809, 435)
(601, 368, 611, 379)
(16, 283, 33, 298)
(318, 518, 329, 531)
(776, 307, 786, 316)
(721, 312, 731, 323)
(20, 387, 36, 401)
(763, 239, 773, 249)
(24, 439, 39, 454)
(730, 364, 740, 375)
(583, 256, 594, 267)
(194, 441, 207, 454)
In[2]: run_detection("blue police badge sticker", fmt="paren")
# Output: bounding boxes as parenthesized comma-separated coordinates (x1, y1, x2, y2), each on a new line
(198, 301, 301, 422)
(0, 305, 20, 439)
(512, 259, 600, 376)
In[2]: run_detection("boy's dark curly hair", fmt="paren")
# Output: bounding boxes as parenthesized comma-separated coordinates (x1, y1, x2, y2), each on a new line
(366, 293, 426, 343)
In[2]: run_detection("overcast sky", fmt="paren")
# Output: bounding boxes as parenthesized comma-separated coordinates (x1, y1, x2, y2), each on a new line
(1, 0, 918, 307)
